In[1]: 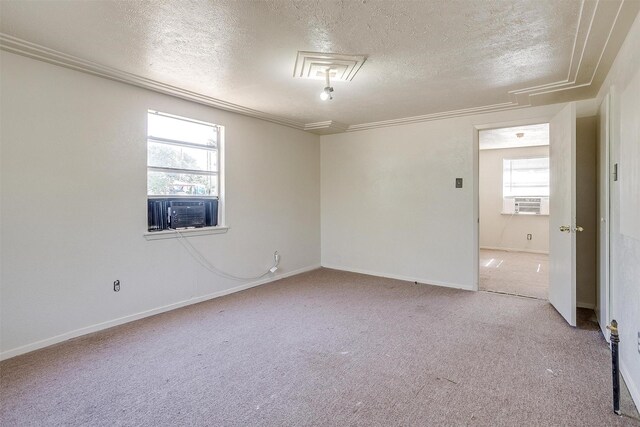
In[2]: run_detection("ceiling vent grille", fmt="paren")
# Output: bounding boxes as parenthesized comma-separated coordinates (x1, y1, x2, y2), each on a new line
(293, 51, 367, 81)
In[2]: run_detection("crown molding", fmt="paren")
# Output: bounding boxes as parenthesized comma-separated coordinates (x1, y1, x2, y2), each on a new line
(0, 34, 307, 131)
(344, 0, 633, 134)
(1, 0, 634, 137)
(304, 121, 349, 135)
(507, 0, 596, 100)
(508, 0, 627, 100)
(345, 101, 527, 132)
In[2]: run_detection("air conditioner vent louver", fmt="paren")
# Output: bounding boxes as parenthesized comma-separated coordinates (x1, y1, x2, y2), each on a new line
(515, 197, 541, 214)
(170, 202, 206, 229)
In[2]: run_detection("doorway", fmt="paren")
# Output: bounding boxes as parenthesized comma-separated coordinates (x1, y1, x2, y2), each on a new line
(478, 123, 550, 299)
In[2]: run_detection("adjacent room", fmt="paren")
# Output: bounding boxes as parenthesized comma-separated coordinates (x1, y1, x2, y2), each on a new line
(2, 1, 640, 426)
(479, 124, 550, 300)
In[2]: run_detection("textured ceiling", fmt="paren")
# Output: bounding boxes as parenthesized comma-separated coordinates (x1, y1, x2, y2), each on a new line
(1, 0, 638, 133)
(479, 124, 549, 150)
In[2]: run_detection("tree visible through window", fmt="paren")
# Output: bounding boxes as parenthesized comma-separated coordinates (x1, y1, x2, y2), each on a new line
(146, 111, 222, 231)
(147, 111, 220, 197)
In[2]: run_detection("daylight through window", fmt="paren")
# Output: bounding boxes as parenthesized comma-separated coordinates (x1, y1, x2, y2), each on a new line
(502, 157, 550, 215)
(147, 111, 220, 197)
(146, 111, 222, 232)
(503, 157, 549, 198)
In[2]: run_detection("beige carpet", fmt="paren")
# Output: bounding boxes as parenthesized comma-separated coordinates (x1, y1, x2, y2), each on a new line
(1, 268, 638, 426)
(479, 249, 549, 299)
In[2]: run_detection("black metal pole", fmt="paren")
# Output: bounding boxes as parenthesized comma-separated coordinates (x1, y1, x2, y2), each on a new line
(608, 320, 621, 415)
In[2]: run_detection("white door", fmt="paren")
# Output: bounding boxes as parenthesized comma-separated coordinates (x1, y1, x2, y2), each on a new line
(548, 103, 577, 326)
(597, 95, 611, 339)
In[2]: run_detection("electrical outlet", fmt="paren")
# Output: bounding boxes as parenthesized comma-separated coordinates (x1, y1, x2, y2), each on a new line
(455, 178, 463, 188)
(527, 234, 532, 240)
(637, 331, 640, 354)
(113, 280, 120, 292)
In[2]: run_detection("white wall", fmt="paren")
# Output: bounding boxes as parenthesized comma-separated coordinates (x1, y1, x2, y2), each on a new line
(3, 20, 637, 406)
(321, 103, 570, 290)
(595, 13, 640, 410)
(0, 52, 321, 359)
(479, 145, 550, 253)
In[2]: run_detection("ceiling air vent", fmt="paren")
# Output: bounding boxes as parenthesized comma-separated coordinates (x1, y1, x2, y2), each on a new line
(293, 51, 367, 81)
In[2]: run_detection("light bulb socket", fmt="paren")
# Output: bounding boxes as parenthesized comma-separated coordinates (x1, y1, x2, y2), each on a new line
(320, 86, 334, 100)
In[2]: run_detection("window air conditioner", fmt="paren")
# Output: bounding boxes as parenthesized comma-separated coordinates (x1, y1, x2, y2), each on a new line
(169, 201, 206, 229)
(514, 197, 541, 214)
(147, 198, 218, 231)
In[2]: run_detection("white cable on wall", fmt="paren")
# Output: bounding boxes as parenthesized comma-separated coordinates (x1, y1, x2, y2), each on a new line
(173, 228, 279, 281)
(498, 211, 516, 250)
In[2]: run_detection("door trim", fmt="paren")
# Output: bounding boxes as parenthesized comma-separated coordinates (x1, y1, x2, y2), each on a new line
(596, 92, 612, 341)
(473, 115, 558, 292)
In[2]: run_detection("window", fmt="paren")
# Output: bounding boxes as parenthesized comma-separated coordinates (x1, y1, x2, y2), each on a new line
(503, 157, 549, 197)
(147, 111, 220, 197)
(502, 157, 549, 215)
(147, 111, 222, 231)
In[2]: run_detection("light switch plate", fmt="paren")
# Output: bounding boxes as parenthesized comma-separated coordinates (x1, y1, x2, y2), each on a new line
(455, 178, 463, 188)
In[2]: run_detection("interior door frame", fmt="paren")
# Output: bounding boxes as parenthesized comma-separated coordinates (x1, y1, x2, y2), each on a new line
(596, 93, 612, 341)
(472, 114, 560, 292)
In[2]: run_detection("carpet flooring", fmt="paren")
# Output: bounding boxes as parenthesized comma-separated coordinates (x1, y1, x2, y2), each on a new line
(479, 249, 548, 299)
(1, 268, 638, 426)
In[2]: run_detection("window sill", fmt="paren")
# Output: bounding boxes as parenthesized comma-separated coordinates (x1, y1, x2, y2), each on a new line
(144, 226, 229, 240)
(501, 212, 549, 216)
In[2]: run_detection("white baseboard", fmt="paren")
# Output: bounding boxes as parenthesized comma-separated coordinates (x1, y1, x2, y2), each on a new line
(0, 264, 321, 361)
(480, 246, 549, 254)
(621, 361, 640, 414)
(321, 264, 473, 291)
(577, 301, 596, 310)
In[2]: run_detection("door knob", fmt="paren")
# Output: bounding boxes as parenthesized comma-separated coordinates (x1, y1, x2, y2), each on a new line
(574, 225, 584, 232)
(559, 225, 571, 232)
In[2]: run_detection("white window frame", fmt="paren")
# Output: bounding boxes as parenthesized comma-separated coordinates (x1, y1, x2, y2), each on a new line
(144, 110, 226, 238)
(147, 110, 221, 198)
(502, 155, 549, 215)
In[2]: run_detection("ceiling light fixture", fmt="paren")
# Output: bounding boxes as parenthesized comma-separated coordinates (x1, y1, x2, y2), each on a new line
(320, 70, 334, 101)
